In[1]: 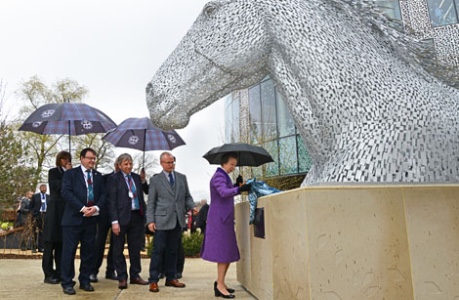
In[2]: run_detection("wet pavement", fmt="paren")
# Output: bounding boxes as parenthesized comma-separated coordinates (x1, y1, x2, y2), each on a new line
(0, 252, 256, 300)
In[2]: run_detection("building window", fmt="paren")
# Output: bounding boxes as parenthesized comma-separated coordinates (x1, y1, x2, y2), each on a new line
(224, 95, 240, 143)
(248, 77, 311, 178)
(427, 0, 459, 27)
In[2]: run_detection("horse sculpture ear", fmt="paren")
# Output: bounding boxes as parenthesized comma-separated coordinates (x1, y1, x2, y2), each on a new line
(203, 2, 217, 16)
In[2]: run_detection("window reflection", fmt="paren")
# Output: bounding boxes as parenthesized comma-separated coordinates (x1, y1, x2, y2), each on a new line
(224, 95, 240, 143)
(279, 137, 297, 175)
(427, 0, 458, 27)
(246, 77, 311, 178)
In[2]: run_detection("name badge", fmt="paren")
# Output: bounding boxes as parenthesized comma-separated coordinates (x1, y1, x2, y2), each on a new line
(129, 191, 134, 199)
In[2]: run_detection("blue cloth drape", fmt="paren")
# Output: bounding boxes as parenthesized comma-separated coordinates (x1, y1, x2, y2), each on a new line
(246, 178, 280, 224)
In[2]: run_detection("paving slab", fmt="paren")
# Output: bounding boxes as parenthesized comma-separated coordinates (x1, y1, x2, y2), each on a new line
(0, 258, 256, 300)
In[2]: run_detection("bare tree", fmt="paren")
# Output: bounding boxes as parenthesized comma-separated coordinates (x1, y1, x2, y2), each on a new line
(16, 76, 89, 186)
(0, 80, 36, 213)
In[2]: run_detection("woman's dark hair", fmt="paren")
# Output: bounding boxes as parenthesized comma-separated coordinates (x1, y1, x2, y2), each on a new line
(220, 152, 238, 166)
(55, 151, 71, 167)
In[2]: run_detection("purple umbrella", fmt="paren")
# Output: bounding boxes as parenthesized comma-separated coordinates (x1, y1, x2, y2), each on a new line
(102, 117, 185, 166)
(19, 102, 117, 152)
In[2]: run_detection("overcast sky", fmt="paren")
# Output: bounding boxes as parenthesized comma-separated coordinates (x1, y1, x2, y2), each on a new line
(0, 0, 225, 201)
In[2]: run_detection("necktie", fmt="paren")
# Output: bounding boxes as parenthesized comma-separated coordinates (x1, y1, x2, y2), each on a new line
(41, 193, 46, 212)
(86, 170, 94, 206)
(127, 175, 140, 210)
(169, 173, 174, 187)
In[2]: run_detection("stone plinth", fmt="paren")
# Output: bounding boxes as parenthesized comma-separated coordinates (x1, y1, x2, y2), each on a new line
(235, 184, 459, 299)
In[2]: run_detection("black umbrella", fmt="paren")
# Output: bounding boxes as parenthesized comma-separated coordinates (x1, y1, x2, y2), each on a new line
(203, 143, 274, 167)
(102, 117, 186, 166)
(18, 102, 117, 152)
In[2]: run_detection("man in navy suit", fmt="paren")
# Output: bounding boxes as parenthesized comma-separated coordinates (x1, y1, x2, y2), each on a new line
(108, 153, 148, 289)
(60, 148, 106, 295)
(30, 184, 49, 252)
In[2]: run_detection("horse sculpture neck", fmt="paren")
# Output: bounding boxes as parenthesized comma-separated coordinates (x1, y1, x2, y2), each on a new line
(147, 0, 459, 184)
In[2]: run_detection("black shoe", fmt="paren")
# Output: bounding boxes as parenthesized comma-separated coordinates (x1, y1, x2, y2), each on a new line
(44, 277, 59, 284)
(214, 285, 235, 298)
(89, 274, 98, 283)
(214, 281, 235, 294)
(63, 286, 76, 295)
(79, 283, 94, 292)
(38, 248, 44, 252)
(105, 271, 117, 280)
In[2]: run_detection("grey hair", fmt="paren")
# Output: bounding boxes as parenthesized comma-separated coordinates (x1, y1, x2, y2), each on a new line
(116, 153, 133, 165)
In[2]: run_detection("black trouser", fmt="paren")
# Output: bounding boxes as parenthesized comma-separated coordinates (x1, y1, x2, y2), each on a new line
(148, 222, 181, 283)
(94, 215, 115, 276)
(42, 241, 62, 279)
(112, 211, 144, 280)
(61, 220, 96, 288)
(34, 213, 45, 250)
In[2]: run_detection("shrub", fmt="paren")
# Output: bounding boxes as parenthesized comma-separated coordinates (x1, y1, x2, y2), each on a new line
(182, 231, 204, 257)
(147, 231, 204, 258)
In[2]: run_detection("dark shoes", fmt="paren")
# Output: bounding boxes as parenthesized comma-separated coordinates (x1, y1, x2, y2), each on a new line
(63, 286, 76, 295)
(105, 271, 117, 280)
(165, 279, 186, 288)
(130, 277, 148, 285)
(214, 281, 235, 293)
(149, 282, 159, 292)
(44, 277, 60, 284)
(79, 283, 95, 292)
(214, 282, 235, 298)
(38, 248, 44, 252)
(89, 274, 98, 282)
(118, 280, 128, 289)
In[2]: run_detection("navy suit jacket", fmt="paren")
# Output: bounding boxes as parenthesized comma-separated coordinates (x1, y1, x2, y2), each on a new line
(107, 171, 146, 226)
(61, 166, 106, 226)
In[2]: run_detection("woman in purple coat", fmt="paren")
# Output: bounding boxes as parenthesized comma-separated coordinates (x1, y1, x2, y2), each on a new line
(200, 152, 251, 299)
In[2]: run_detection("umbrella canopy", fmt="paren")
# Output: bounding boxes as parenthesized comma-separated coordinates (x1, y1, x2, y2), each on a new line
(203, 143, 274, 167)
(18, 102, 117, 151)
(102, 117, 186, 164)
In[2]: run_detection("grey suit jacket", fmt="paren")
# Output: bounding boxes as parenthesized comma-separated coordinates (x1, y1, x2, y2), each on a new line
(146, 171, 195, 230)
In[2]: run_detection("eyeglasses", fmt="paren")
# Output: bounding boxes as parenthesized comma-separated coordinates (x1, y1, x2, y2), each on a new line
(161, 161, 175, 165)
(84, 156, 97, 161)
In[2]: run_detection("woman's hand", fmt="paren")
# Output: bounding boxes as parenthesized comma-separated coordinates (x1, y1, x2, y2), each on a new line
(235, 175, 243, 186)
(239, 183, 252, 193)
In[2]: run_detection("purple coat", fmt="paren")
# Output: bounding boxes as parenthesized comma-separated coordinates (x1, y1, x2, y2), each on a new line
(200, 168, 240, 263)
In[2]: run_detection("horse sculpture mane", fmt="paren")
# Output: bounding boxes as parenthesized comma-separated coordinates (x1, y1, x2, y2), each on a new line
(146, 0, 459, 184)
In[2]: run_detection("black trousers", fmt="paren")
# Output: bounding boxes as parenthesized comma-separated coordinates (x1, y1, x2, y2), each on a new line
(94, 215, 115, 275)
(159, 234, 184, 274)
(112, 211, 144, 280)
(34, 213, 45, 250)
(42, 241, 62, 279)
(148, 221, 181, 283)
(61, 220, 96, 288)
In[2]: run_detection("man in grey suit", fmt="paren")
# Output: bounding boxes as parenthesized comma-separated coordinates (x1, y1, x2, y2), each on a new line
(147, 152, 196, 293)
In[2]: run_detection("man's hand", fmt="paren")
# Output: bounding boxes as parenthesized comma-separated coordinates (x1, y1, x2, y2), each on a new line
(83, 206, 97, 217)
(140, 168, 146, 183)
(147, 222, 156, 233)
(112, 223, 121, 236)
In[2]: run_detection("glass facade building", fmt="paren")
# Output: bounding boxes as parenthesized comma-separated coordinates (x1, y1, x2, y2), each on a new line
(226, 77, 312, 181)
(225, 0, 459, 185)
